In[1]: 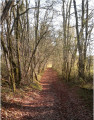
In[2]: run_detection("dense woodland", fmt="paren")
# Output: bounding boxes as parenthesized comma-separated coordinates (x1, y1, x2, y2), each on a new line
(0, 0, 94, 119)
(1, 0, 93, 91)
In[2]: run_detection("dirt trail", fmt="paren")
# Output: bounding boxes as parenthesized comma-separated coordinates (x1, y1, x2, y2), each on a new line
(21, 68, 64, 120)
(2, 68, 92, 120)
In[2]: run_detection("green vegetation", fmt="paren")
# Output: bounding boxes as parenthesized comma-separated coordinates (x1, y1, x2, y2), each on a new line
(30, 82, 42, 91)
(77, 88, 93, 110)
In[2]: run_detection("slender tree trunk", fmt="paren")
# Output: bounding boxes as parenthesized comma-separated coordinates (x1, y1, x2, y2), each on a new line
(26, 0, 30, 56)
(62, 0, 67, 76)
(73, 0, 84, 79)
(15, 2, 21, 87)
(84, 0, 88, 77)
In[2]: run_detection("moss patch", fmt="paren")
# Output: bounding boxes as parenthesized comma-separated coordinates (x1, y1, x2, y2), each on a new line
(30, 81, 42, 91)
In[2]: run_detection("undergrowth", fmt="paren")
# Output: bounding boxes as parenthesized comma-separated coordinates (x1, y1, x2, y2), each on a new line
(77, 88, 93, 111)
(30, 81, 42, 91)
(2, 77, 43, 103)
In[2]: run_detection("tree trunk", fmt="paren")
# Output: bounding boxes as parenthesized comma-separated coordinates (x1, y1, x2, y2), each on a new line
(15, 2, 21, 87)
(73, 0, 84, 79)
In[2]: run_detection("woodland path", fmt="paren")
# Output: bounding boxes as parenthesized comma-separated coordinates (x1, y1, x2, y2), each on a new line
(2, 68, 92, 120)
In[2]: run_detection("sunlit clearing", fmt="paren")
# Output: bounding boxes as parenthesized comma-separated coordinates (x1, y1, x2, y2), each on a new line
(47, 63, 52, 68)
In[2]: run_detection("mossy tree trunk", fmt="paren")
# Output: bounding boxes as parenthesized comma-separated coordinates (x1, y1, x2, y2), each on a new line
(15, 1, 21, 87)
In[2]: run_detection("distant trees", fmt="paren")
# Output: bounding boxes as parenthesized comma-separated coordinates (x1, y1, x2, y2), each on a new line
(73, 0, 93, 80)
(52, 0, 93, 83)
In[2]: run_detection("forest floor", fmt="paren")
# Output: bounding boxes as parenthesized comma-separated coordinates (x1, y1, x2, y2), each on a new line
(1, 68, 93, 120)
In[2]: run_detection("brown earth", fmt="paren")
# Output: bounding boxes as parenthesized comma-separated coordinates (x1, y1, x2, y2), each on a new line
(1, 68, 93, 120)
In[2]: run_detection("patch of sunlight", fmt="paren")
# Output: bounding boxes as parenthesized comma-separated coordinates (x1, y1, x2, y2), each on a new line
(80, 83, 93, 90)
(30, 81, 42, 91)
(37, 74, 42, 81)
(47, 63, 52, 68)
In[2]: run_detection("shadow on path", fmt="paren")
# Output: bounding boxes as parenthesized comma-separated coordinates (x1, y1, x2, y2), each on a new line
(2, 68, 93, 120)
